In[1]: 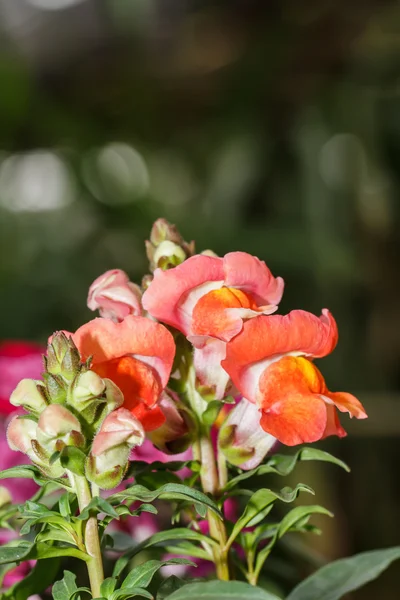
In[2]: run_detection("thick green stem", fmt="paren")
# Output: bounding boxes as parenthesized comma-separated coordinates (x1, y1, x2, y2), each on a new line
(196, 434, 230, 581)
(72, 473, 104, 597)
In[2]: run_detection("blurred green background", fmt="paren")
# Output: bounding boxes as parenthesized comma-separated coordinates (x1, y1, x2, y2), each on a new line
(0, 0, 399, 597)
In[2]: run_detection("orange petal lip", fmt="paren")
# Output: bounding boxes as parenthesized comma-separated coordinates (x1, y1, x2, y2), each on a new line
(68, 315, 175, 388)
(222, 309, 339, 397)
(257, 356, 367, 445)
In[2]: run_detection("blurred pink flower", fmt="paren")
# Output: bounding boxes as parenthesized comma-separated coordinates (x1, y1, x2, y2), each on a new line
(0, 341, 44, 417)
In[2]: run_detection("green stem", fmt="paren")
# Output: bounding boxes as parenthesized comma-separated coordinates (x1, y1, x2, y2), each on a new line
(196, 434, 230, 581)
(72, 473, 104, 597)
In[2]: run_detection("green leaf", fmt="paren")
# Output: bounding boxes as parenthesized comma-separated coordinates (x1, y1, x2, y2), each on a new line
(113, 529, 217, 577)
(110, 483, 221, 518)
(100, 577, 118, 596)
(122, 558, 195, 589)
(253, 505, 333, 579)
(52, 570, 78, 600)
(32, 542, 90, 562)
(225, 447, 349, 492)
(164, 580, 282, 600)
(69, 587, 92, 600)
(2, 557, 60, 600)
(111, 588, 153, 600)
(287, 546, 400, 600)
(0, 541, 33, 565)
(125, 460, 200, 479)
(227, 484, 313, 548)
(164, 542, 211, 561)
(78, 496, 119, 521)
(156, 576, 185, 600)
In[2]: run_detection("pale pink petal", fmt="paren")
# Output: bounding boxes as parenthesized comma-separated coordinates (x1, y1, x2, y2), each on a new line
(223, 252, 284, 305)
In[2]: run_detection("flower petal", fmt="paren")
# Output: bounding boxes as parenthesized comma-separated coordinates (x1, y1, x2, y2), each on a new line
(327, 391, 368, 419)
(259, 393, 328, 446)
(94, 356, 162, 410)
(222, 309, 338, 397)
(70, 315, 175, 388)
(142, 255, 224, 333)
(223, 252, 284, 305)
(192, 339, 230, 400)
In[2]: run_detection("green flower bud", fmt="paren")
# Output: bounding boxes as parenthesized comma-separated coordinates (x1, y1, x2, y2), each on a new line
(10, 379, 48, 415)
(145, 218, 195, 272)
(86, 408, 144, 490)
(46, 332, 81, 382)
(37, 405, 84, 453)
(71, 371, 106, 410)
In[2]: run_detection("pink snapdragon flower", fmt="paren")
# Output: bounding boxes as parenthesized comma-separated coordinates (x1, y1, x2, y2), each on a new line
(142, 252, 283, 398)
(88, 269, 142, 322)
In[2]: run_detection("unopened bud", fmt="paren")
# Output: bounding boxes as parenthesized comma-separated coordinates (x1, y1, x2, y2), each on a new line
(37, 405, 84, 453)
(148, 393, 192, 454)
(91, 408, 144, 456)
(44, 373, 67, 404)
(46, 332, 81, 382)
(146, 218, 195, 272)
(87, 269, 142, 322)
(86, 408, 144, 489)
(7, 416, 38, 456)
(10, 379, 48, 415)
(72, 371, 106, 409)
(0, 486, 12, 508)
(7, 414, 66, 478)
(218, 399, 276, 470)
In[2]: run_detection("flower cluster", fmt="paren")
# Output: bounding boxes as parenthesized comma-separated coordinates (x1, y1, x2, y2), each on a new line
(7, 219, 367, 493)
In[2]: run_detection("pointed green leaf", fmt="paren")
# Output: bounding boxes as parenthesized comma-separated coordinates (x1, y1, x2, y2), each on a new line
(164, 580, 282, 600)
(227, 484, 314, 548)
(100, 577, 118, 597)
(53, 571, 79, 600)
(287, 546, 400, 600)
(156, 576, 185, 600)
(113, 529, 217, 577)
(78, 496, 119, 521)
(110, 483, 221, 518)
(122, 558, 195, 589)
(0, 541, 33, 565)
(225, 448, 349, 492)
(111, 588, 153, 600)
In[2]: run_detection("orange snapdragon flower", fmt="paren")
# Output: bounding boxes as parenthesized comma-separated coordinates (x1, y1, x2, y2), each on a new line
(66, 316, 175, 431)
(222, 309, 367, 446)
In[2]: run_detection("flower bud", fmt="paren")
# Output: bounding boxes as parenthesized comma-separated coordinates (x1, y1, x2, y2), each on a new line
(218, 398, 276, 470)
(36, 405, 84, 453)
(146, 218, 195, 272)
(153, 241, 187, 270)
(7, 416, 38, 456)
(87, 269, 142, 322)
(45, 333, 81, 383)
(71, 370, 106, 409)
(10, 379, 48, 415)
(7, 414, 66, 478)
(91, 408, 144, 456)
(148, 393, 192, 454)
(0, 486, 12, 508)
(86, 408, 144, 489)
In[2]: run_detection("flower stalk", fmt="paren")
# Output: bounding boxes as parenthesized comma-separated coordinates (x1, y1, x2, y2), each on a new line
(70, 472, 104, 597)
